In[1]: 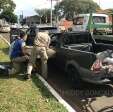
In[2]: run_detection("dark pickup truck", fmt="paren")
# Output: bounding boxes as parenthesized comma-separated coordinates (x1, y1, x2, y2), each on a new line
(49, 31, 113, 85)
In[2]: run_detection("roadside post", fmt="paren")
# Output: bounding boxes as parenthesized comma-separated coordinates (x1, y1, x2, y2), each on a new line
(48, 0, 59, 26)
(50, 0, 53, 26)
(87, 13, 93, 35)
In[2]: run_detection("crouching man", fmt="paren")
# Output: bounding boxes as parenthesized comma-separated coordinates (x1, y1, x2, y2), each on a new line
(9, 31, 30, 75)
(26, 31, 56, 80)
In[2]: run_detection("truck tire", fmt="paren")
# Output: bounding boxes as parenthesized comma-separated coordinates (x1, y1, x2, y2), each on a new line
(109, 77, 113, 82)
(66, 65, 82, 88)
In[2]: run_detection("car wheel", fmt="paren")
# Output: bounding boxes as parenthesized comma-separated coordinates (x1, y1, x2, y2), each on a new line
(67, 65, 82, 88)
(109, 77, 113, 82)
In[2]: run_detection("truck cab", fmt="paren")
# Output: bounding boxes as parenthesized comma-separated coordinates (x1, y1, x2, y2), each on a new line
(72, 13, 110, 34)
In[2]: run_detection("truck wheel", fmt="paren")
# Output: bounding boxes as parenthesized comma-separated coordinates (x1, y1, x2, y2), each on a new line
(67, 65, 82, 88)
(109, 77, 113, 82)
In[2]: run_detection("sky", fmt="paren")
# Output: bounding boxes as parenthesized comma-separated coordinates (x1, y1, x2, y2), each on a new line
(13, 0, 57, 17)
(13, 0, 113, 17)
(94, 0, 113, 9)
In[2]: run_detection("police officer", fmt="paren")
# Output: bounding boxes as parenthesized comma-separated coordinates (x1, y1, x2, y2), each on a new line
(26, 31, 56, 79)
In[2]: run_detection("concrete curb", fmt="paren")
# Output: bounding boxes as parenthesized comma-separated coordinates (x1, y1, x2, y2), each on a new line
(36, 74, 76, 112)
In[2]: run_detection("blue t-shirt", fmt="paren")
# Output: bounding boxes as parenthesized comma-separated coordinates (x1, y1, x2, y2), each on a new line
(10, 39, 25, 58)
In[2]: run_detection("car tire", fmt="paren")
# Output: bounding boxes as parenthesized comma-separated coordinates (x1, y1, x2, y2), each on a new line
(66, 65, 82, 88)
(109, 77, 113, 82)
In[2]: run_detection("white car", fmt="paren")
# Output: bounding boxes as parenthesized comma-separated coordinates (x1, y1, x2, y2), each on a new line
(22, 25, 29, 29)
(0, 25, 10, 33)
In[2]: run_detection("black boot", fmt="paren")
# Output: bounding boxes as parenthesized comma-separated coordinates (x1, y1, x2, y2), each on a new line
(24, 73, 31, 80)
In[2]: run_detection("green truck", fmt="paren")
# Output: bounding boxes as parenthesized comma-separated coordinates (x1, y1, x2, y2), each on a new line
(73, 13, 113, 35)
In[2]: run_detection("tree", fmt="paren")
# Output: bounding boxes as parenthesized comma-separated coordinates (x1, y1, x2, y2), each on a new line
(35, 8, 54, 23)
(0, 0, 16, 12)
(0, 10, 17, 23)
(54, 0, 100, 20)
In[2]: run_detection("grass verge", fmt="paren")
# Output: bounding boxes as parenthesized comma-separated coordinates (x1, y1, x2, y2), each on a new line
(0, 38, 68, 112)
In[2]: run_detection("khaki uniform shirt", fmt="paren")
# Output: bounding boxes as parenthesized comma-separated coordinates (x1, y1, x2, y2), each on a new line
(34, 32, 51, 48)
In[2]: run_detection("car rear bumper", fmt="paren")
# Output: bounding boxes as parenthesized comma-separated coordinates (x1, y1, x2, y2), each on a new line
(80, 68, 113, 84)
(83, 77, 111, 84)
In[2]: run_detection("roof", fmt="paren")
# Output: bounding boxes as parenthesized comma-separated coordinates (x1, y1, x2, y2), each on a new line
(36, 25, 57, 29)
(52, 31, 90, 35)
(96, 9, 113, 15)
(74, 13, 108, 17)
(30, 25, 58, 31)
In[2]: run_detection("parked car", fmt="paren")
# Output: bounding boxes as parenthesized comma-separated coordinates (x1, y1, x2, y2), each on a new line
(22, 25, 29, 29)
(10, 25, 113, 86)
(25, 25, 59, 46)
(49, 31, 113, 86)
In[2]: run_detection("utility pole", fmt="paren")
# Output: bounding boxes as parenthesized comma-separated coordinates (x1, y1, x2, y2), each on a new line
(99, 0, 100, 6)
(48, 0, 59, 26)
(50, 0, 53, 26)
(56, 0, 60, 24)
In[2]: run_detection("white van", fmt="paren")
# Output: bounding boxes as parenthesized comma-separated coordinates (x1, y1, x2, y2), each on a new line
(72, 13, 110, 34)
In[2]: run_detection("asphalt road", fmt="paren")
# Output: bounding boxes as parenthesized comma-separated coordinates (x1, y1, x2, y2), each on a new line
(47, 65, 113, 112)
(1, 33, 113, 112)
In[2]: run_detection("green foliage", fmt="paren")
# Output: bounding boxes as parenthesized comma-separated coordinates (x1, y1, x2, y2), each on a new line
(0, 0, 16, 12)
(54, 0, 100, 20)
(0, 10, 17, 23)
(0, 0, 16, 23)
(35, 8, 54, 23)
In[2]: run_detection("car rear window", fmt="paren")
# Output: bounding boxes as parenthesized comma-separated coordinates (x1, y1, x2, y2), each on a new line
(63, 33, 92, 45)
(39, 27, 58, 33)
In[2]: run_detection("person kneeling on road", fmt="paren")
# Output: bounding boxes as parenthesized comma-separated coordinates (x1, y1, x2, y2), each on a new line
(25, 31, 56, 80)
(9, 31, 30, 75)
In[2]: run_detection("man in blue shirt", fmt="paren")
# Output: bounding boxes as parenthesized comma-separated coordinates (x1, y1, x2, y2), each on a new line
(9, 31, 29, 75)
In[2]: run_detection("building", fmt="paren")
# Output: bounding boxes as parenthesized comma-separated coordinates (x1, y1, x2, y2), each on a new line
(96, 9, 113, 24)
(58, 18, 73, 31)
(26, 15, 40, 26)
